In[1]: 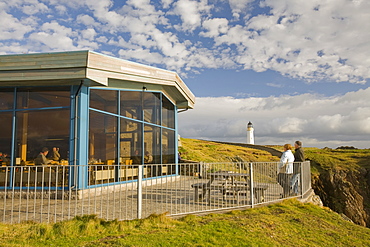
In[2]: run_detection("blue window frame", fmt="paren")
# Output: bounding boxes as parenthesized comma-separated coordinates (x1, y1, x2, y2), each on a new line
(88, 88, 177, 185)
(0, 86, 72, 188)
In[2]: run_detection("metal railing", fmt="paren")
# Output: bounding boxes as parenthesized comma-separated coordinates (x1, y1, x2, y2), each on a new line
(0, 161, 311, 223)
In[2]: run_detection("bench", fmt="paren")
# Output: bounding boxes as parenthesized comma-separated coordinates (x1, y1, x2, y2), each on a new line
(91, 167, 148, 183)
(191, 182, 225, 201)
(221, 184, 268, 203)
(191, 182, 210, 201)
(192, 181, 268, 203)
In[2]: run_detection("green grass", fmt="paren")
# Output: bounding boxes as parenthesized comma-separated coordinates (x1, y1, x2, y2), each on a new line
(1, 199, 370, 246)
(179, 138, 280, 163)
(3, 139, 370, 246)
(304, 147, 370, 176)
(179, 138, 370, 174)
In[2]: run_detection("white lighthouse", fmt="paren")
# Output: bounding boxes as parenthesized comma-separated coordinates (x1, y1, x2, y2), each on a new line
(246, 121, 254, 144)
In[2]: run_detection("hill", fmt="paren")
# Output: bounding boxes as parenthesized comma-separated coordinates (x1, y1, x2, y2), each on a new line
(179, 138, 281, 162)
(2, 139, 370, 246)
(1, 199, 370, 246)
(180, 138, 370, 228)
(305, 147, 370, 227)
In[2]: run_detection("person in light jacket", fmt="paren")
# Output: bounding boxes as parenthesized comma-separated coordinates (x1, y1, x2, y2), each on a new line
(278, 144, 295, 197)
(51, 147, 61, 162)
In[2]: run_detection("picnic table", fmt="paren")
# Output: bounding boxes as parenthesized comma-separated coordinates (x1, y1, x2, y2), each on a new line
(192, 171, 267, 204)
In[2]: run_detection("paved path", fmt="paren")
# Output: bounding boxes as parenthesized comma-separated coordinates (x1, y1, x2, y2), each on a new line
(0, 176, 289, 223)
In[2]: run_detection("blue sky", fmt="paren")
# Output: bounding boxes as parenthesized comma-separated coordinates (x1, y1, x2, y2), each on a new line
(186, 68, 370, 98)
(1, 0, 370, 148)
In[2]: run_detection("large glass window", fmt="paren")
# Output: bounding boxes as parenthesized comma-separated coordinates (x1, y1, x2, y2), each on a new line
(0, 112, 13, 165)
(162, 129, 176, 164)
(89, 88, 177, 182)
(162, 96, 175, 128)
(0, 87, 71, 188)
(0, 89, 14, 110)
(16, 87, 70, 109)
(120, 91, 142, 120)
(120, 118, 142, 165)
(162, 129, 176, 175)
(88, 110, 118, 166)
(143, 92, 160, 125)
(144, 125, 160, 164)
(90, 89, 118, 114)
(15, 109, 70, 164)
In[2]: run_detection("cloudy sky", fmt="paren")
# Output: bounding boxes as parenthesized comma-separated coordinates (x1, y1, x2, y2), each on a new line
(1, 0, 370, 148)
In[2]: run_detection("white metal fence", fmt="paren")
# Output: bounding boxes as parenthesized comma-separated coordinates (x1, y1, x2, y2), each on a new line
(0, 161, 311, 223)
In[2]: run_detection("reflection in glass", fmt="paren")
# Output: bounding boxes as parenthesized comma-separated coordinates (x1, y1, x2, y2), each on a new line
(0, 112, 12, 165)
(144, 124, 161, 177)
(15, 109, 70, 164)
(162, 96, 175, 128)
(143, 92, 160, 125)
(89, 110, 118, 166)
(162, 129, 176, 175)
(16, 87, 70, 109)
(120, 91, 142, 120)
(120, 118, 142, 165)
(162, 129, 175, 164)
(88, 89, 178, 181)
(118, 118, 143, 181)
(144, 124, 160, 164)
(90, 89, 118, 114)
(0, 89, 14, 110)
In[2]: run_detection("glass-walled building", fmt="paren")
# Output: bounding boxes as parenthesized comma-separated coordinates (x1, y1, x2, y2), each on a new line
(0, 51, 195, 190)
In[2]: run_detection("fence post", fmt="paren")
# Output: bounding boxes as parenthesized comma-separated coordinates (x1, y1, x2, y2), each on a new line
(199, 162, 203, 178)
(300, 162, 303, 198)
(249, 162, 254, 207)
(137, 165, 143, 219)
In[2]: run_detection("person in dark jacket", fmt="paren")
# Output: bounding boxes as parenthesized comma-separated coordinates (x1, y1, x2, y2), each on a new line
(34, 147, 51, 165)
(292, 141, 305, 187)
(294, 141, 305, 162)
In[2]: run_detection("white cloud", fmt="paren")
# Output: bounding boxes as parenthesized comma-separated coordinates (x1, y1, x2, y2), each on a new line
(118, 47, 164, 65)
(228, 0, 253, 19)
(172, 0, 211, 31)
(81, 28, 97, 40)
(200, 18, 229, 38)
(0, 11, 33, 40)
(28, 21, 75, 50)
(54, 5, 67, 14)
(1, 0, 370, 148)
(76, 39, 99, 50)
(2, 0, 370, 84)
(266, 83, 283, 88)
(161, 0, 173, 9)
(0, 42, 30, 54)
(21, 0, 49, 15)
(246, 0, 370, 83)
(76, 14, 96, 26)
(178, 87, 370, 148)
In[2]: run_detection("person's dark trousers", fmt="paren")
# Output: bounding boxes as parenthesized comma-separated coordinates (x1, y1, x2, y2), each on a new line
(278, 173, 293, 197)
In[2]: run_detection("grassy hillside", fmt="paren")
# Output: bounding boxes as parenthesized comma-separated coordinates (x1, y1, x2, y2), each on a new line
(1, 199, 370, 246)
(179, 138, 280, 162)
(2, 139, 370, 246)
(304, 147, 370, 174)
(179, 138, 370, 173)
(179, 138, 370, 227)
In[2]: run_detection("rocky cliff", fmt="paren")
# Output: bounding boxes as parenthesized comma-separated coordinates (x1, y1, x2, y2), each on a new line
(311, 165, 370, 227)
(182, 139, 370, 227)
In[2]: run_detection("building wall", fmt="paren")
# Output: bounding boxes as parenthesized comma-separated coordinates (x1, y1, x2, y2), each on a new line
(0, 86, 177, 188)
